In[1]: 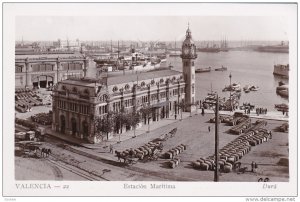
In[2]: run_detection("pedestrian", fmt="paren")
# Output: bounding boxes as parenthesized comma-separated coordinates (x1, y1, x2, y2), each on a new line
(254, 162, 258, 172)
(251, 161, 254, 172)
(266, 108, 267, 114)
(208, 126, 211, 132)
(109, 144, 114, 153)
(175, 114, 177, 120)
(282, 110, 285, 115)
(269, 131, 272, 139)
(201, 108, 205, 116)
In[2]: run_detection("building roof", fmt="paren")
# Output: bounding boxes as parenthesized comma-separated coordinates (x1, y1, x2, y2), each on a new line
(60, 77, 101, 87)
(15, 53, 84, 60)
(59, 69, 182, 88)
(106, 69, 182, 85)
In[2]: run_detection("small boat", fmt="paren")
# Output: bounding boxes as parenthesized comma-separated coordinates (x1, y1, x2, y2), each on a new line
(244, 89, 250, 93)
(215, 66, 227, 71)
(250, 86, 259, 91)
(195, 67, 211, 73)
(275, 103, 289, 111)
(278, 81, 286, 86)
(277, 89, 289, 98)
(223, 83, 241, 92)
(243, 85, 250, 91)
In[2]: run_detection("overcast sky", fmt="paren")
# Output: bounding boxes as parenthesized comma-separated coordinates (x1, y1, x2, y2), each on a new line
(16, 16, 289, 41)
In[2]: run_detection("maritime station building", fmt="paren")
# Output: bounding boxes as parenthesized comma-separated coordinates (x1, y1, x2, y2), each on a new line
(15, 53, 89, 89)
(51, 27, 197, 143)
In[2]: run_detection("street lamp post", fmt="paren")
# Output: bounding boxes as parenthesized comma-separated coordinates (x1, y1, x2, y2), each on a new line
(203, 94, 220, 182)
(214, 95, 219, 182)
(229, 73, 232, 111)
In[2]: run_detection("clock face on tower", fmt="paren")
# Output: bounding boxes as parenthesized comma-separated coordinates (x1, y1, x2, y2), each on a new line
(183, 47, 190, 55)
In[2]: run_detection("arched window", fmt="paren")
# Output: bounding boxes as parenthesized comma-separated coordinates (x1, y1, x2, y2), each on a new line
(62, 85, 66, 91)
(112, 86, 118, 92)
(151, 79, 155, 85)
(172, 76, 176, 81)
(160, 78, 164, 83)
(141, 81, 145, 87)
(72, 87, 77, 93)
(125, 84, 130, 90)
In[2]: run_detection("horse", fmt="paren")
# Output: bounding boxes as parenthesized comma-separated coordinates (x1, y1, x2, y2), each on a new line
(41, 148, 52, 157)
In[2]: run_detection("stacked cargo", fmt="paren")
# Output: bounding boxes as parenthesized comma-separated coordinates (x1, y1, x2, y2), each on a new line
(192, 128, 271, 173)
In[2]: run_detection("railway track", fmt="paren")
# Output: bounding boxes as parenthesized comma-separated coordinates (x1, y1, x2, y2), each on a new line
(44, 154, 109, 181)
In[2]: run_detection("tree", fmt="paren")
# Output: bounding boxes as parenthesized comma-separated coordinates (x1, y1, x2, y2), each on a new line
(140, 105, 153, 133)
(94, 113, 114, 147)
(127, 111, 141, 137)
(176, 101, 185, 121)
(112, 111, 128, 143)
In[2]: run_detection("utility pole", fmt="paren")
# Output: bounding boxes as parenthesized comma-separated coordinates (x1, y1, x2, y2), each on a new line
(214, 95, 219, 182)
(229, 73, 232, 111)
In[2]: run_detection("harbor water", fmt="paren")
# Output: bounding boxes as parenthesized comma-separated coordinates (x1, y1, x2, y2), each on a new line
(169, 51, 289, 111)
(88, 50, 289, 111)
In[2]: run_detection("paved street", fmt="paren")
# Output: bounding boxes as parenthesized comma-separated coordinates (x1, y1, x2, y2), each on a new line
(19, 110, 289, 182)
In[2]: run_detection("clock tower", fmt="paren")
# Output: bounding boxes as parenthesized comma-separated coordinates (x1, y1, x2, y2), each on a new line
(181, 25, 197, 112)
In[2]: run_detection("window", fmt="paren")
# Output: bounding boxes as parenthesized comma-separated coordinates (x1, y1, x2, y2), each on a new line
(113, 86, 118, 92)
(141, 82, 145, 87)
(160, 78, 164, 83)
(125, 84, 130, 90)
(15, 65, 23, 73)
(192, 84, 195, 94)
(151, 80, 155, 85)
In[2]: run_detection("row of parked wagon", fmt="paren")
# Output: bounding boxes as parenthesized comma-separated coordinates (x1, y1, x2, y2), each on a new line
(209, 113, 250, 126)
(31, 112, 53, 125)
(192, 126, 271, 173)
(115, 140, 163, 165)
(278, 122, 289, 133)
(115, 128, 179, 165)
(15, 89, 43, 113)
(229, 118, 252, 135)
(164, 144, 187, 159)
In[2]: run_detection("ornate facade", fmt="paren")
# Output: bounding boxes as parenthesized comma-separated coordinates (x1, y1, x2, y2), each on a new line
(181, 25, 197, 112)
(51, 26, 197, 143)
(52, 70, 186, 143)
(15, 53, 89, 88)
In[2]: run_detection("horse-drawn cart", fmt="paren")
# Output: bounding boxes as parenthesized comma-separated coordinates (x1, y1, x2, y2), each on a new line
(15, 141, 42, 158)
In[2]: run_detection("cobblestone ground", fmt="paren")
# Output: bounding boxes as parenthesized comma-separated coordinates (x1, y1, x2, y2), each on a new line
(76, 112, 289, 182)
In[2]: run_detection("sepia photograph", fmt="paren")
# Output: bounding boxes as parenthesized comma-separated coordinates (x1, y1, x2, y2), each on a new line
(2, 2, 298, 197)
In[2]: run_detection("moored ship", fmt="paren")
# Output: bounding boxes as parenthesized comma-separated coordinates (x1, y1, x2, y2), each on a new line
(215, 66, 227, 71)
(273, 64, 289, 78)
(195, 67, 211, 73)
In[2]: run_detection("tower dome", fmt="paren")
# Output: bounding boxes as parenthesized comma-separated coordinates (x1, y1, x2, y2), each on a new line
(182, 25, 195, 46)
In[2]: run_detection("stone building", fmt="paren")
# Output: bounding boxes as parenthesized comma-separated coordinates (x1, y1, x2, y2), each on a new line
(51, 26, 197, 143)
(15, 53, 89, 88)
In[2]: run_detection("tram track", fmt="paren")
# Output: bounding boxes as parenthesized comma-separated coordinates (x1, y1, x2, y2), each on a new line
(45, 154, 109, 181)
